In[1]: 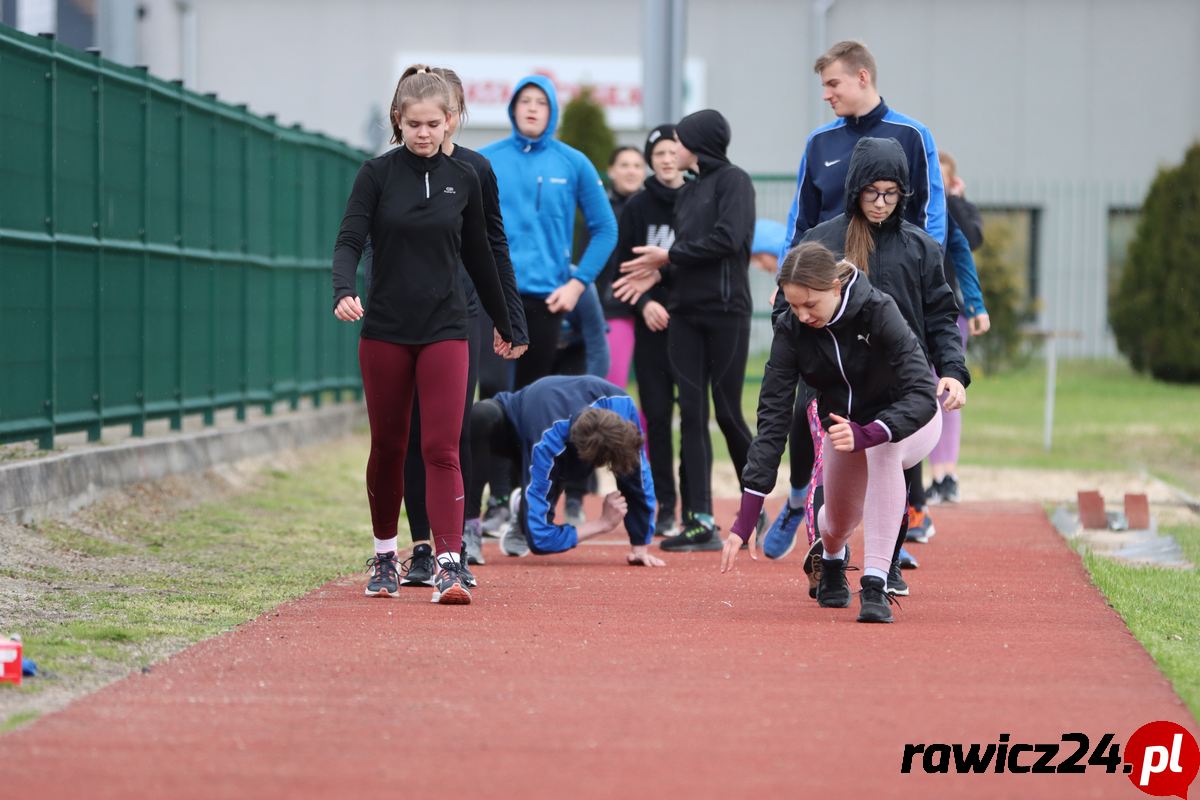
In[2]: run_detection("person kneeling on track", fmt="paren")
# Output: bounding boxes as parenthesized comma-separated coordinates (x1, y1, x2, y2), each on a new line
(464, 375, 665, 568)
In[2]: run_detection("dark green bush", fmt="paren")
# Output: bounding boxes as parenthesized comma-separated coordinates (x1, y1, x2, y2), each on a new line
(557, 86, 615, 175)
(1110, 141, 1200, 383)
(972, 220, 1037, 374)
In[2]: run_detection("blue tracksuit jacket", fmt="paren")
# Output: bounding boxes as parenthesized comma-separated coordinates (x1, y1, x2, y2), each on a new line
(493, 375, 655, 554)
(781, 99, 946, 258)
(480, 76, 618, 298)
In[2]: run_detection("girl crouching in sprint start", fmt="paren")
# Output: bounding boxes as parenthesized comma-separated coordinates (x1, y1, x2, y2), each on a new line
(720, 242, 966, 623)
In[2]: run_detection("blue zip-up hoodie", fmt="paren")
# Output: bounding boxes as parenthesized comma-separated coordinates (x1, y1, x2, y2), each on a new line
(480, 76, 618, 298)
(780, 99, 946, 259)
(493, 375, 656, 554)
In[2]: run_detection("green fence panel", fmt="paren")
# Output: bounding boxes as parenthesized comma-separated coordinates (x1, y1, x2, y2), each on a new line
(0, 39, 51, 234)
(0, 24, 369, 448)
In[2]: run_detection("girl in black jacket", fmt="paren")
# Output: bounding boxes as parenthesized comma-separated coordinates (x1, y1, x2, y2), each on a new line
(619, 110, 757, 551)
(332, 67, 513, 606)
(398, 66, 529, 588)
(721, 242, 958, 623)
(780, 136, 969, 590)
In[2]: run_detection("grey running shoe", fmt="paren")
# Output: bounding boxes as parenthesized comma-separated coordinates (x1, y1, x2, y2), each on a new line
(480, 495, 510, 537)
(463, 520, 485, 566)
(431, 560, 472, 605)
(365, 552, 399, 597)
(499, 489, 529, 557)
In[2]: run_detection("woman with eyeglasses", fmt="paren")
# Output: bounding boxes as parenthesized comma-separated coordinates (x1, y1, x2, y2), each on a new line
(779, 136, 969, 602)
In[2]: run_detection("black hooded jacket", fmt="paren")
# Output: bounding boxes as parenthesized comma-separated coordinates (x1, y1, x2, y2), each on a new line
(743, 269, 938, 494)
(667, 110, 756, 316)
(785, 137, 969, 387)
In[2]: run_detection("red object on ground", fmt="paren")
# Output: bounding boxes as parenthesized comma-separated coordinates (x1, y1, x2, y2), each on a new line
(1, 502, 1196, 799)
(1124, 493, 1151, 530)
(1078, 490, 1109, 529)
(0, 639, 20, 685)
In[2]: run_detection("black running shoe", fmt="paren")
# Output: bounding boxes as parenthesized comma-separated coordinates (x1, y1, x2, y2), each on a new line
(459, 543, 478, 588)
(659, 516, 722, 552)
(804, 541, 853, 600)
(432, 560, 472, 605)
(926, 477, 945, 505)
(817, 551, 851, 608)
(400, 543, 435, 587)
(941, 474, 960, 504)
(364, 552, 399, 597)
(887, 556, 909, 596)
(857, 575, 896, 623)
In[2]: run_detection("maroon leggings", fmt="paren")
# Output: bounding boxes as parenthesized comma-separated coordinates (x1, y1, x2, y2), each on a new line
(359, 337, 469, 556)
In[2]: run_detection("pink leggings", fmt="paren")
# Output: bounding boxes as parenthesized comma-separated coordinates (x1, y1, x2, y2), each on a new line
(928, 315, 969, 465)
(359, 337, 469, 557)
(605, 317, 636, 388)
(818, 413, 942, 575)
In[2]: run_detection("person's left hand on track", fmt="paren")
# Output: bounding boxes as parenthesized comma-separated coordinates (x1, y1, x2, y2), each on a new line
(720, 528, 756, 573)
(627, 545, 666, 567)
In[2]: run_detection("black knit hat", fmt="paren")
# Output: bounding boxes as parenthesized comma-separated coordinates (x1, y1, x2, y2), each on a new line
(644, 123, 677, 165)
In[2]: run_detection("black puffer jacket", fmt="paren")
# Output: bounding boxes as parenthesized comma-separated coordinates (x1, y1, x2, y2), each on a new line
(667, 110, 755, 316)
(743, 269, 938, 494)
(788, 137, 969, 386)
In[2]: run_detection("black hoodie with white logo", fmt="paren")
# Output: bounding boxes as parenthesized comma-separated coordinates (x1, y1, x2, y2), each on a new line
(332, 145, 512, 345)
(786, 137, 968, 387)
(666, 110, 756, 317)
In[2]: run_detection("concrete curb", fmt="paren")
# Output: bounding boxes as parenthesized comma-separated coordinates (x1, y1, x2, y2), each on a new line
(0, 404, 366, 524)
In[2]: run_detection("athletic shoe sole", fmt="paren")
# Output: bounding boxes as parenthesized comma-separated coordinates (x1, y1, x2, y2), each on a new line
(857, 609, 894, 623)
(432, 584, 472, 605)
(658, 538, 722, 552)
(802, 539, 822, 598)
(364, 586, 398, 598)
(400, 575, 435, 587)
(886, 582, 910, 597)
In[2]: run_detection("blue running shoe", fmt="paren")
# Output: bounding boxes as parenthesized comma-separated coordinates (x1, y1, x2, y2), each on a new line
(763, 502, 805, 560)
(898, 546, 919, 569)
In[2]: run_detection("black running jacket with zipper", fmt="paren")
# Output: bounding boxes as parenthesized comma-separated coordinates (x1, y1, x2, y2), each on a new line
(743, 268, 938, 495)
(332, 145, 512, 345)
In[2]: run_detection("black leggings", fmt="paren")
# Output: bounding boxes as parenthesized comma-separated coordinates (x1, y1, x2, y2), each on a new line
(515, 296, 564, 390)
(475, 312, 512, 401)
(404, 319, 481, 543)
(466, 398, 522, 520)
(634, 321, 684, 519)
(668, 313, 753, 517)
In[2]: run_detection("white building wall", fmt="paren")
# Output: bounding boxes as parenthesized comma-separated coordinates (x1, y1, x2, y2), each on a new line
(130, 0, 1200, 358)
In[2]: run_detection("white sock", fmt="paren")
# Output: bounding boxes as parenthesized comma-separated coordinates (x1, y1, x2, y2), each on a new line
(437, 551, 461, 568)
(374, 536, 397, 555)
(865, 566, 888, 581)
(822, 545, 847, 561)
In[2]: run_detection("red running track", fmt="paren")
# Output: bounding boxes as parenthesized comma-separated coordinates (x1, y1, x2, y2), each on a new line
(2, 501, 1196, 799)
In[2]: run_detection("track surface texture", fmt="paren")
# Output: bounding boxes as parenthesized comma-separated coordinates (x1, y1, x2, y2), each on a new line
(4, 500, 1197, 799)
